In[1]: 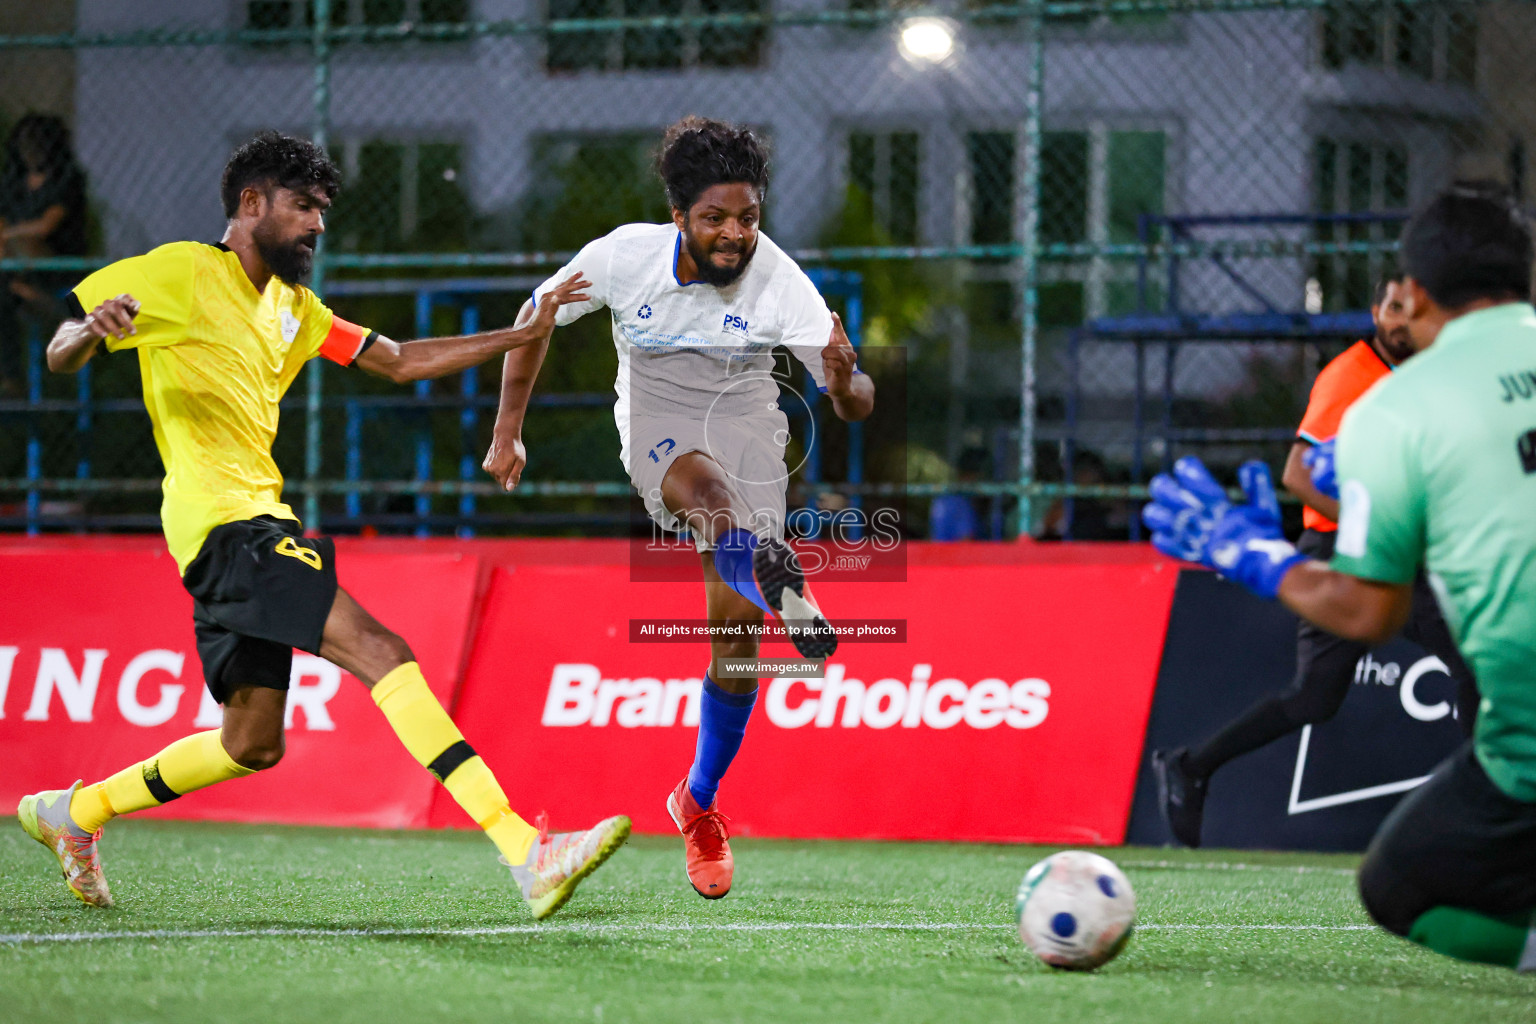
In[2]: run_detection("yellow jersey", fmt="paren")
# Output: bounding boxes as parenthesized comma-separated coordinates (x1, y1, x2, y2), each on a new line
(69, 241, 372, 573)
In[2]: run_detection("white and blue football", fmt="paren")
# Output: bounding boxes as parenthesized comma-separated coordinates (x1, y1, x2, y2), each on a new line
(1014, 850, 1136, 970)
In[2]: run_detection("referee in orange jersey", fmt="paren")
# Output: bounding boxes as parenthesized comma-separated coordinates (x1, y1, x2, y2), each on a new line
(1151, 276, 1478, 847)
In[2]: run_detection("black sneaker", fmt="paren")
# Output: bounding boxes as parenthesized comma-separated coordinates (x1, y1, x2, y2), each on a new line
(752, 537, 838, 660)
(1152, 747, 1208, 848)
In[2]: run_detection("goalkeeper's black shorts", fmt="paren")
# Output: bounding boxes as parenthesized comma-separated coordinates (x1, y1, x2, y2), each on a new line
(1358, 743, 1536, 935)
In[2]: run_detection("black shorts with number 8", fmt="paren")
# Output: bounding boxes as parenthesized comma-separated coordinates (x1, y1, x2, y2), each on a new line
(181, 516, 338, 702)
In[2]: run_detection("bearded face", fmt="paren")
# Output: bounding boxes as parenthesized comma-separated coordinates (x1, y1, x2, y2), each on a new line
(249, 185, 325, 285)
(1373, 280, 1416, 364)
(675, 182, 762, 287)
(683, 219, 757, 286)
(252, 211, 318, 285)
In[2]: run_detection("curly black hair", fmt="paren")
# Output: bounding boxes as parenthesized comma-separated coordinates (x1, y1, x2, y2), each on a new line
(657, 116, 770, 214)
(220, 130, 341, 219)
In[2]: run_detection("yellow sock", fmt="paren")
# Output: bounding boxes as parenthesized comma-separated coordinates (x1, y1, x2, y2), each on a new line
(372, 662, 537, 862)
(70, 730, 256, 833)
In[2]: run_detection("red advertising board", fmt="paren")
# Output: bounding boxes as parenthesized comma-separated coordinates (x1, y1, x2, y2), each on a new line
(0, 537, 1178, 843)
(436, 542, 1180, 844)
(0, 538, 482, 829)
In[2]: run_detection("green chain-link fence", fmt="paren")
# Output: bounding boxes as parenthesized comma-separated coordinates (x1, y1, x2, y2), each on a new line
(1, 0, 1530, 539)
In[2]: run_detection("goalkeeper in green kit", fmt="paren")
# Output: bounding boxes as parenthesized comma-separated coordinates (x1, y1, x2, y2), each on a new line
(1143, 182, 1536, 972)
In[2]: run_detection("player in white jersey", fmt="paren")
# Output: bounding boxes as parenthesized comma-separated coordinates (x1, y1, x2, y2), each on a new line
(483, 117, 875, 899)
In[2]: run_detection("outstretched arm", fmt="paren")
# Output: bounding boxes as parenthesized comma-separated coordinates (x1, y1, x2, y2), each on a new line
(354, 273, 588, 386)
(482, 298, 549, 491)
(1276, 562, 1411, 646)
(822, 312, 874, 422)
(1143, 455, 1412, 645)
(2, 203, 68, 248)
(47, 294, 139, 374)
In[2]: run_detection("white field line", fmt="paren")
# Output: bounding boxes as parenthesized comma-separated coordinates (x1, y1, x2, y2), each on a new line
(1118, 860, 1356, 877)
(0, 921, 1374, 945)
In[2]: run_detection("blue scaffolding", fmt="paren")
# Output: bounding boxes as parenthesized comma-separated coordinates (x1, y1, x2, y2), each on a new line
(1064, 210, 1405, 540)
(329, 268, 864, 538)
(3, 269, 866, 537)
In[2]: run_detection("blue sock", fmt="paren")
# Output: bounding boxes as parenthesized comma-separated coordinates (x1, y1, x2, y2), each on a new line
(687, 676, 757, 809)
(712, 528, 771, 614)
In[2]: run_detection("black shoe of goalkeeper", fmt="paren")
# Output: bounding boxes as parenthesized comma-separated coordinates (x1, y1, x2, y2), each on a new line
(1152, 747, 1208, 849)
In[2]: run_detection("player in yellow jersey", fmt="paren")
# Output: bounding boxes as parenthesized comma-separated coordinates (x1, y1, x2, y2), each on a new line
(16, 131, 629, 920)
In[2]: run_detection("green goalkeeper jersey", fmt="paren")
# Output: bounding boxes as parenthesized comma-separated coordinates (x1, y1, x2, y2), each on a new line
(1331, 302, 1536, 802)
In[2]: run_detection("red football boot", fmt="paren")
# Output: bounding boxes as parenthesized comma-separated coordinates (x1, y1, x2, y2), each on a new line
(666, 778, 734, 899)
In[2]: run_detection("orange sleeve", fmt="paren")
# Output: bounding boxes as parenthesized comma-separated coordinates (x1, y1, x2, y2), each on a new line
(1296, 344, 1386, 444)
(319, 315, 375, 366)
(1297, 366, 1352, 444)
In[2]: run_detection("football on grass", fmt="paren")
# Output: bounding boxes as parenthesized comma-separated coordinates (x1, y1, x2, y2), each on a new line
(1014, 850, 1136, 970)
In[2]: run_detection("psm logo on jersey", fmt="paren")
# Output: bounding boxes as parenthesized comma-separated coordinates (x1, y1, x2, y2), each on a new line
(637, 304, 653, 319)
(279, 310, 301, 345)
(722, 314, 751, 338)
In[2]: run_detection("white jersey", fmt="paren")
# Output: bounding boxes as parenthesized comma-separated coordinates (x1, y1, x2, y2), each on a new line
(532, 223, 836, 464)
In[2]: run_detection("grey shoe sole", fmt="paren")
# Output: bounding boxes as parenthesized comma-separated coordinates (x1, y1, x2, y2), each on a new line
(752, 539, 837, 660)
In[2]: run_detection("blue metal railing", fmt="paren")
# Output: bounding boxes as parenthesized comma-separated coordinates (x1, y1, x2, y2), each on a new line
(799, 268, 865, 540)
(330, 269, 864, 537)
(4, 271, 866, 537)
(1066, 209, 1410, 540)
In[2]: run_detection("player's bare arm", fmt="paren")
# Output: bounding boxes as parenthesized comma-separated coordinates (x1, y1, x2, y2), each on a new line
(1280, 440, 1339, 522)
(46, 293, 140, 374)
(823, 311, 874, 422)
(1274, 562, 1412, 645)
(483, 296, 548, 491)
(355, 272, 588, 386)
(1, 202, 68, 248)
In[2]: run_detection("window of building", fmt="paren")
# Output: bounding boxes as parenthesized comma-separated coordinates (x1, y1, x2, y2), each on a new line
(547, 0, 765, 73)
(326, 138, 471, 252)
(242, 0, 470, 44)
(966, 131, 1014, 250)
(514, 133, 672, 250)
(1311, 138, 1409, 311)
(848, 131, 920, 244)
(1320, 3, 1477, 86)
(967, 127, 1167, 325)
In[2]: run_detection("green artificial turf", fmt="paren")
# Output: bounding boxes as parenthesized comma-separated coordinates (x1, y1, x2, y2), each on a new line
(2, 821, 1531, 1023)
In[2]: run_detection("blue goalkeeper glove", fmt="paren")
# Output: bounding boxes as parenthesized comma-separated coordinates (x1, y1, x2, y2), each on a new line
(1142, 456, 1311, 601)
(1302, 438, 1338, 500)
(1142, 455, 1230, 563)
